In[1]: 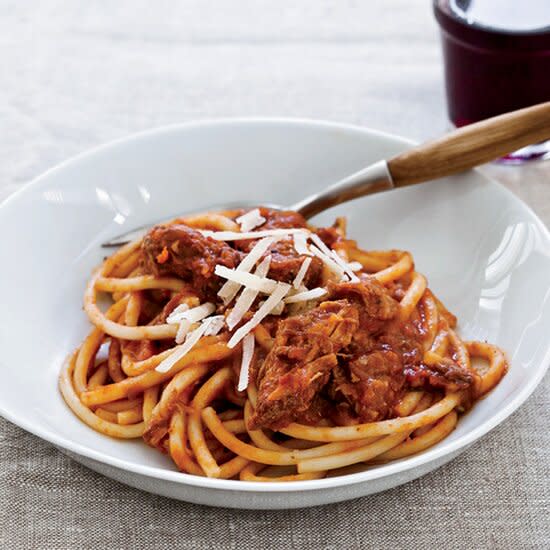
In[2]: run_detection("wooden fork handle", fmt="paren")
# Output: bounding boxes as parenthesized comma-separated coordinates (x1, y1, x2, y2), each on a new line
(388, 101, 550, 187)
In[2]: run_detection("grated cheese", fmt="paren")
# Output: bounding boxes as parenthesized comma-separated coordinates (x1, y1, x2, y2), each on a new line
(155, 320, 211, 373)
(309, 233, 359, 282)
(228, 283, 291, 348)
(258, 298, 285, 315)
(310, 244, 347, 279)
(284, 287, 327, 303)
(309, 233, 333, 257)
(215, 265, 278, 294)
(292, 257, 312, 289)
(217, 236, 277, 304)
(166, 302, 215, 325)
(175, 319, 192, 344)
(330, 250, 360, 283)
(202, 228, 308, 241)
(169, 303, 189, 317)
(203, 315, 226, 336)
(293, 232, 312, 256)
(226, 255, 271, 330)
(235, 208, 266, 233)
(237, 333, 255, 392)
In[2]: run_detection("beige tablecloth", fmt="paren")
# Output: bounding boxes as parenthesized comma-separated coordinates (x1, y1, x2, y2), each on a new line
(1, 2, 548, 548)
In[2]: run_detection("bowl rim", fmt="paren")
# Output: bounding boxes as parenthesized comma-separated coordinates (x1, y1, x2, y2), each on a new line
(1, 116, 549, 493)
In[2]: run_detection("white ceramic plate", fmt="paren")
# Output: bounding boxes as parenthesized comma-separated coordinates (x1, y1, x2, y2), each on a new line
(1, 119, 549, 509)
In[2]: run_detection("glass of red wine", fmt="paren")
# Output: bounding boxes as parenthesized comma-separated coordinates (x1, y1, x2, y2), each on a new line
(434, 0, 550, 163)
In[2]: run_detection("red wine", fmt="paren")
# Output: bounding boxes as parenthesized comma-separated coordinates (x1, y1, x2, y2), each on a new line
(434, 1, 550, 127)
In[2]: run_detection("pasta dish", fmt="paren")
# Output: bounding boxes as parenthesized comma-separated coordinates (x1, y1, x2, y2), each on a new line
(60, 207, 507, 481)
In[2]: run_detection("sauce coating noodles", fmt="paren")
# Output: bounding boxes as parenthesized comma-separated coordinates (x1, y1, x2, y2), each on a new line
(60, 208, 507, 480)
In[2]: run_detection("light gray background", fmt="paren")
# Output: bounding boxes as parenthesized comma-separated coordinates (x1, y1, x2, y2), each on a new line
(1, 2, 548, 548)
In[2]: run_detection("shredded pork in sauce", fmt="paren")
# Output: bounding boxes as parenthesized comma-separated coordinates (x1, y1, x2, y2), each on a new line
(141, 208, 477, 431)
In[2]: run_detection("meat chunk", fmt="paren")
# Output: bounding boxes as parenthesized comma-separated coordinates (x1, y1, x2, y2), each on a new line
(328, 279, 399, 352)
(257, 208, 308, 231)
(405, 359, 476, 393)
(314, 225, 343, 249)
(233, 209, 307, 256)
(296, 395, 332, 426)
(266, 238, 322, 286)
(377, 320, 424, 369)
(327, 279, 398, 321)
(324, 280, 414, 423)
(234, 208, 322, 286)
(142, 224, 242, 298)
(329, 350, 405, 423)
(249, 300, 360, 430)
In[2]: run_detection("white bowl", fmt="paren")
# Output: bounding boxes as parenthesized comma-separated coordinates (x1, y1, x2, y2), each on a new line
(1, 119, 549, 509)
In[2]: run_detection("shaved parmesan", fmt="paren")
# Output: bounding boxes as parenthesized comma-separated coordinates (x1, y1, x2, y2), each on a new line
(226, 255, 271, 330)
(284, 287, 327, 303)
(236, 208, 266, 233)
(166, 302, 215, 325)
(228, 283, 291, 348)
(203, 315, 225, 336)
(259, 298, 285, 315)
(203, 228, 308, 241)
(237, 333, 255, 392)
(347, 261, 363, 272)
(156, 321, 210, 373)
(292, 257, 312, 289)
(310, 245, 347, 279)
(309, 233, 333, 257)
(308, 233, 359, 281)
(218, 236, 277, 304)
(215, 265, 278, 294)
(170, 303, 189, 317)
(330, 250, 360, 283)
(293, 232, 312, 256)
(175, 319, 192, 344)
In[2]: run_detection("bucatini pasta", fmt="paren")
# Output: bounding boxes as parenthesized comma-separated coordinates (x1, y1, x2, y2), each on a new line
(59, 207, 507, 480)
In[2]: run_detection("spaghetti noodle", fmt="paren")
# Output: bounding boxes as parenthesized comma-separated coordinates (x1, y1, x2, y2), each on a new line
(59, 207, 508, 480)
